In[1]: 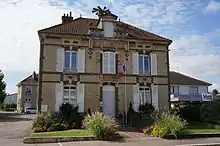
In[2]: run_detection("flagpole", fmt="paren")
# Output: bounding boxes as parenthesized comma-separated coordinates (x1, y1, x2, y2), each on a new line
(124, 64, 127, 125)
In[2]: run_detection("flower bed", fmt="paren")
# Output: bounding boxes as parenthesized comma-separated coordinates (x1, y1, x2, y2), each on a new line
(142, 111, 187, 138)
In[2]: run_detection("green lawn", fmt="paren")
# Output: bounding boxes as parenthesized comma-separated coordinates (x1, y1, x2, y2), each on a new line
(182, 129, 220, 134)
(181, 122, 220, 134)
(30, 131, 92, 137)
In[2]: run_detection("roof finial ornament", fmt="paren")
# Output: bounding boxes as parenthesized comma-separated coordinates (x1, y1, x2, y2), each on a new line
(92, 6, 111, 18)
(80, 14, 82, 18)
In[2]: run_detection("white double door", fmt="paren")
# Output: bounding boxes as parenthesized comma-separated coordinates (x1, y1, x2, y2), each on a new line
(102, 86, 115, 118)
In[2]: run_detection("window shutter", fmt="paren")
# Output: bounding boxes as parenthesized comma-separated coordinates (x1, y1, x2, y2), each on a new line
(115, 86, 118, 118)
(150, 53, 157, 75)
(132, 85, 140, 112)
(100, 53, 103, 73)
(132, 52, 139, 75)
(113, 53, 116, 74)
(77, 83, 85, 113)
(56, 48, 64, 72)
(77, 49, 85, 73)
(151, 85, 158, 109)
(100, 86, 103, 111)
(55, 82, 63, 112)
(115, 54, 118, 74)
(103, 53, 108, 73)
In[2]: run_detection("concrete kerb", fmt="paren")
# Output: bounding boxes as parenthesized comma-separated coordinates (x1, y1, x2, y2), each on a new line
(23, 136, 97, 144)
(164, 133, 220, 140)
(23, 133, 123, 144)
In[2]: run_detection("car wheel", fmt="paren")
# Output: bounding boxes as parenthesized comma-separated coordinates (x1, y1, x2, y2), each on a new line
(27, 111, 30, 114)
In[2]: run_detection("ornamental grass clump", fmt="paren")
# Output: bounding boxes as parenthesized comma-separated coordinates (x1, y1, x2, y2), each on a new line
(82, 111, 119, 140)
(151, 111, 186, 138)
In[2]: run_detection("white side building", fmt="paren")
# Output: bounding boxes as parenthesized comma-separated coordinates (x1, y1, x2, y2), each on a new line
(4, 93, 18, 104)
(170, 71, 212, 103)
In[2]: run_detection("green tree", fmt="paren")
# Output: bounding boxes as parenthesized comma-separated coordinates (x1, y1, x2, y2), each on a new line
(212, 89, 219, 96)
(0, 70, 6, 104)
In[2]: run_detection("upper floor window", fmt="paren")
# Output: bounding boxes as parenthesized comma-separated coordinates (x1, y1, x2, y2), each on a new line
(139, 55, 150, 74)
(25, 86, 32, 94)
(102, 52, 115, 74)
(139, 86, 151, 105)
(63, 85, 77, 105)
(190, 86, 198, 95)
(170, 86, 179, 94)
(64, 51, 77, 72)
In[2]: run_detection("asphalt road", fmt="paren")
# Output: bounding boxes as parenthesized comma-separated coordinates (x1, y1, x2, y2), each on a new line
(0, 111, 35, 146)
(1, 111, 220, 146)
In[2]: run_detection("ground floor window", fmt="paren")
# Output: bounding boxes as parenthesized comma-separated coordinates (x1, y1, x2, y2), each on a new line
(139, 86, 151, 105)
(63, 85, 77, 105)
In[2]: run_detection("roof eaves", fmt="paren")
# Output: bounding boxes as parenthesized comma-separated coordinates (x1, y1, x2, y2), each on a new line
(17, 75, 32, 86)
(170, 71, 212, 86)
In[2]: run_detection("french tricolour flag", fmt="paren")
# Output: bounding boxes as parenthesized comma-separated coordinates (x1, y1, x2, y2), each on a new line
(118, 64, 126, 76)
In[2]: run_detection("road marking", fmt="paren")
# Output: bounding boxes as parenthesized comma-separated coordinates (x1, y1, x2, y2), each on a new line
(58, 143, 63, 146)
(175, 143, 220, 146)
(126, 137, 160, 140)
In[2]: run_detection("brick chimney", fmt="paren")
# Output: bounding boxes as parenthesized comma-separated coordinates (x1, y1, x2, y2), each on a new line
(62, 12, 73, 23)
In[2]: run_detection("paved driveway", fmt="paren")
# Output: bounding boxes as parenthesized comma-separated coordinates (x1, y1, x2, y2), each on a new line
(0, 112, 35, 146)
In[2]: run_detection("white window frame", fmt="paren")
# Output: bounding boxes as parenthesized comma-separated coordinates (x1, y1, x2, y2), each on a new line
(190, 86, 198, 95)
(64, 51, 77, 72)
(102, 51, 116, 74)
(139, 86, 151, 105)
(63, 85, 77, 105)
(171, 86, 179, 94)
(139, 54, 150, 75)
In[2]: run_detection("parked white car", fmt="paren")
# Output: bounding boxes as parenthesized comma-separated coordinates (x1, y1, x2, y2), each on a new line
(25, 108, 37, 114)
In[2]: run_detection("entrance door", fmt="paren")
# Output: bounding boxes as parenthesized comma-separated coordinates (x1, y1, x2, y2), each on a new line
(102, 86, 115, 118)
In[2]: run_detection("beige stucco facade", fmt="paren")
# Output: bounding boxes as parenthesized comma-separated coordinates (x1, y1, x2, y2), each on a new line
(17, 81, 38, 112)
(38, 35, 170, 114)
(37, 11, 172, 117)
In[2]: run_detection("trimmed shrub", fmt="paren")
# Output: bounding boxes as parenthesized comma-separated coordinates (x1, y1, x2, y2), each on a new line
(127, 102, 136, 125)
(4, 108, 16, 111)
(127, 102, 155, 128)
(47, 123, 66, 132)
(179, 103, 201, 122)
(200, 101, 220, 124)
(138, 103, 155, 115)
(10, 104, 17, 108)
(59, 103, 82, 128)
(0, 104, 17, 110)
(33, 114, 48, 129)
(32, 104, 83, 132)
(82, 111, 119, 140)
(151, 111, 186, 138)
(33, 127, 47, 133)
